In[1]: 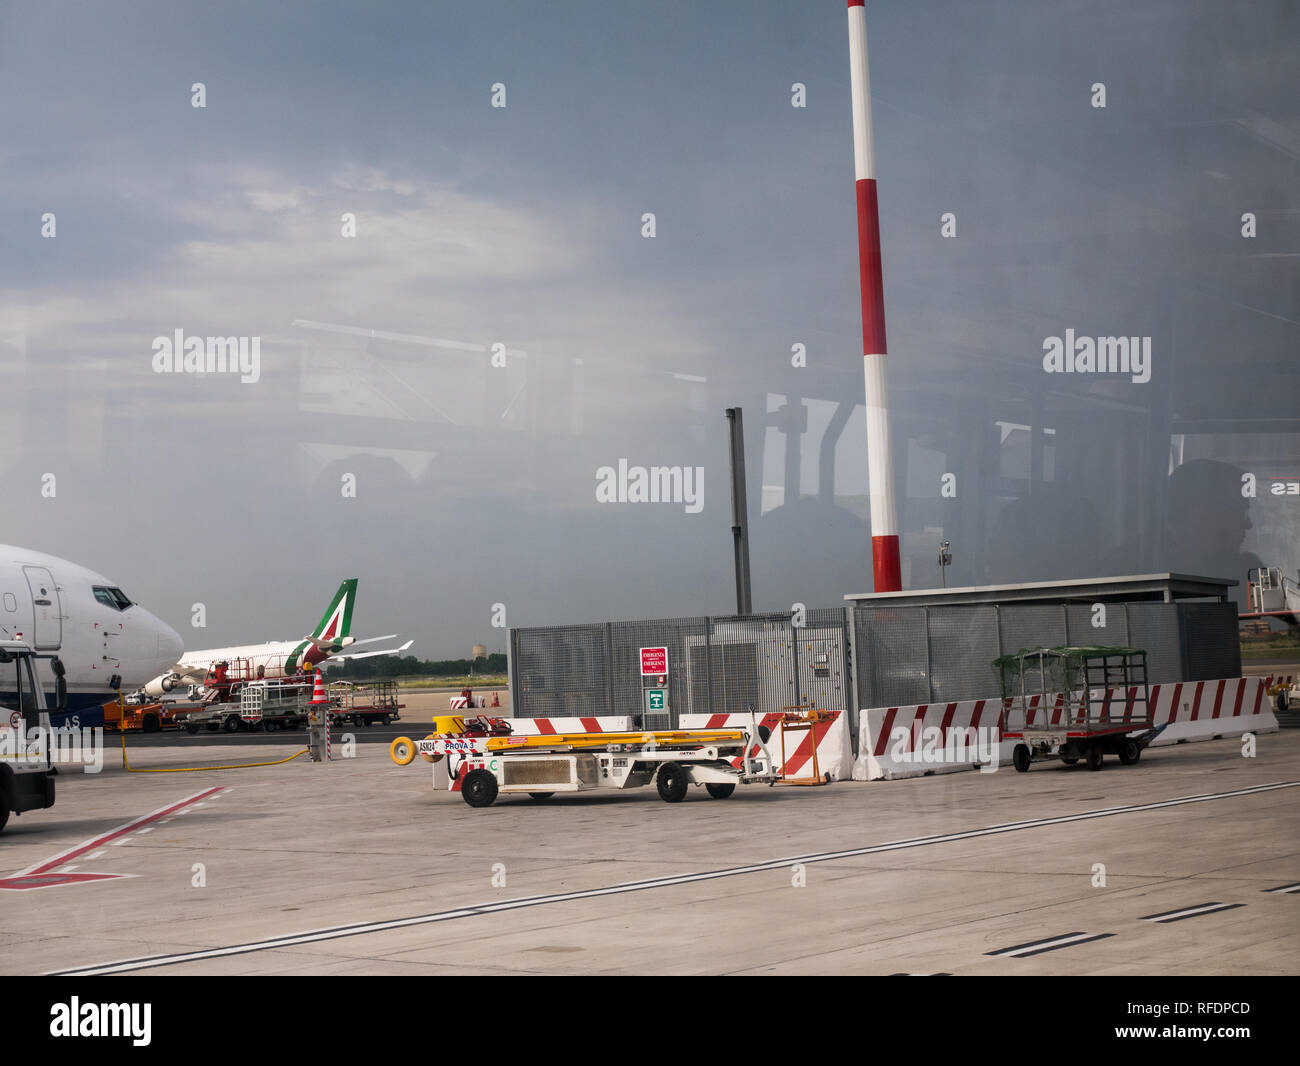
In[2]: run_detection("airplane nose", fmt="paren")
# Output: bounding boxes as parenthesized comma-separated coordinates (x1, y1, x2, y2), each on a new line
(157, 618, 184, 668)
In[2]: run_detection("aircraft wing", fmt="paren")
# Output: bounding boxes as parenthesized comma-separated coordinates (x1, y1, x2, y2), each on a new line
(332, 640, 413, 662)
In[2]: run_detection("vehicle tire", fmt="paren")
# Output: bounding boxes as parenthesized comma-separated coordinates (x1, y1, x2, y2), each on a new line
(1118, 739, 1141, 765)
(0, 793, 9, 834)
(389, 737, 417, 766)
(142, 714, 160, 734)
(361, 717, 371, 727)
(184, 723, 199, 735)
(462, 769, 499, 808)
(705, 782, 736, 799)
(656, 762, 689, 803)
(1061, 755, 1079, 766)
(264, 720, 278, 734)
(1087, 745, 1104, 771)
(757, 725, 772, 744)
(1277, 692, 1289, 713)
(223, 715, 241, 733)
(1012, 745, 1031, 773)
(529, 792, 554, 801)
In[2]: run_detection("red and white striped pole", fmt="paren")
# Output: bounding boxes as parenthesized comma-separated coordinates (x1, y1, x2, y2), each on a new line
(847, 0, 901, 592)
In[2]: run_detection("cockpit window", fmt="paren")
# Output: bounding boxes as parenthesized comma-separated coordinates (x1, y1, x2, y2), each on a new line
(93, 586, 133, 611)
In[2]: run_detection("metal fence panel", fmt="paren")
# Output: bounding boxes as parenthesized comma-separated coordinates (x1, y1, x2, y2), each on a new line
(1124, 603, 1183, 683)
(609, 616, 709, 727)
(511, 623, 610, 718)
(1177, 602, 1242, 681)
(998, 605, 1068, 660)
(927, 606, 1002, 702)
(853, 606, 929, 709)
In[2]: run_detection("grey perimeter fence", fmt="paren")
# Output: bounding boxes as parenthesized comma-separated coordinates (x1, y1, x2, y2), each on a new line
(508, 601, 1241, 743)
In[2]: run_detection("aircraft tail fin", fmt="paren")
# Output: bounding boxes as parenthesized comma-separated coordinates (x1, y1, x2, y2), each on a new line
(312, 579, 358, 644)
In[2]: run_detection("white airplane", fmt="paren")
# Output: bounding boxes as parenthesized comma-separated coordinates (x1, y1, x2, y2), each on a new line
(0, 544, 185, 729)
(142, 578, 411, 699)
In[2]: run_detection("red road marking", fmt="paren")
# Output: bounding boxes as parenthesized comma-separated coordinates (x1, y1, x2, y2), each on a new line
(1, 786, 225, 890)
(0, 872, 127, 891)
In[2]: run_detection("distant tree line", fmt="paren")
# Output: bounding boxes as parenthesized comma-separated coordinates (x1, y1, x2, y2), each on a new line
(324, 653, 507, 680)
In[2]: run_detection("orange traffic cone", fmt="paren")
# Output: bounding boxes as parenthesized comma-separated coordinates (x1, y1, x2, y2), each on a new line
(491, 691, 500, 708)
(309, 671, 328, 704)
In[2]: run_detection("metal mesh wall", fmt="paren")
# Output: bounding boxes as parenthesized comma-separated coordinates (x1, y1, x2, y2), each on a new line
(1124, 603, 1184, 682)
(510, 623, 610, 718)
(1178, 602, 1242, 681)
(928, 607, 1002, 702)
(512, 612, 849, 724)
(854, 607, 929, 709)
(998, 605, 1067, 660)
(512, 598, 1232, 723)
(608, 616, 708, 725)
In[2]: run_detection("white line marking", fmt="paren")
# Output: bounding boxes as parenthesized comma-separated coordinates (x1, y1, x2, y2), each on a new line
(47, 779, 1300, 976)
(57, 865, 79, 873)
(1141, 902, 1244, 923)
(8, 786, 225, 878)
(987, 932, 1110, 958)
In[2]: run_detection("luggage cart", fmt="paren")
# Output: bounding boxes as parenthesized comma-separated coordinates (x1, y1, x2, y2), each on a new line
(996, 646, 1161, 772)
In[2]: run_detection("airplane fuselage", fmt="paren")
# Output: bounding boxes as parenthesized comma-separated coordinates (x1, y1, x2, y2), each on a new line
(0, 545, 185, 728)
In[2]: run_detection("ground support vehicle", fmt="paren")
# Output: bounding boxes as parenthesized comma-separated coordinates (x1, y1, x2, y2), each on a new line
(103, 693, 198, 733)
(996, 646, 1160, 772)
(392, 713, 782, 807)
(0, 641, 66, 832)
(238, 678, 313, 733)
(327, 680, 402, 727)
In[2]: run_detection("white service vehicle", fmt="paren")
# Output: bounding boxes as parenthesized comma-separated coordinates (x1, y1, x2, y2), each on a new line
(391, 714, 783, 808)
(0, 640, 67, 832)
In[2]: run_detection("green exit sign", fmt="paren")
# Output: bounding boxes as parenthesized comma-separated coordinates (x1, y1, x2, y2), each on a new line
(647, 690, 666, 711)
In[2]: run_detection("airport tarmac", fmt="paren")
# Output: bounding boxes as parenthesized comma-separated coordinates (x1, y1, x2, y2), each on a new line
(3, 707, 1297, 976)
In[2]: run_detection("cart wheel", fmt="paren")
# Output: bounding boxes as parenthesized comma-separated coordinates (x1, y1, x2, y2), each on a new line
(529, 792, 554, 801)
(1277, 692, 1288, 713)
(656, 762, 689, 803)
(223, 715, 241, 733)
(705, 782, 736, 799)
(462, 769, 499, 808)
(1087, 745, 1104, 771)
(0, 793, 9, 834)
(1118, 739, 1141, 765)
(389, 737, 417, 766)
(1012, 745, 1031, 773)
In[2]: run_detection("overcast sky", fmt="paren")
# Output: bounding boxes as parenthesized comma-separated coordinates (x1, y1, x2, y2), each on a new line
(2, 0, 1296, 654)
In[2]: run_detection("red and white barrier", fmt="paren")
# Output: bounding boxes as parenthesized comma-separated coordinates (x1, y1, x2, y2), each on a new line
(679, 711, 853, 782)
(854, 676, 1279, 781)
(855, 699, 1005, 781)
